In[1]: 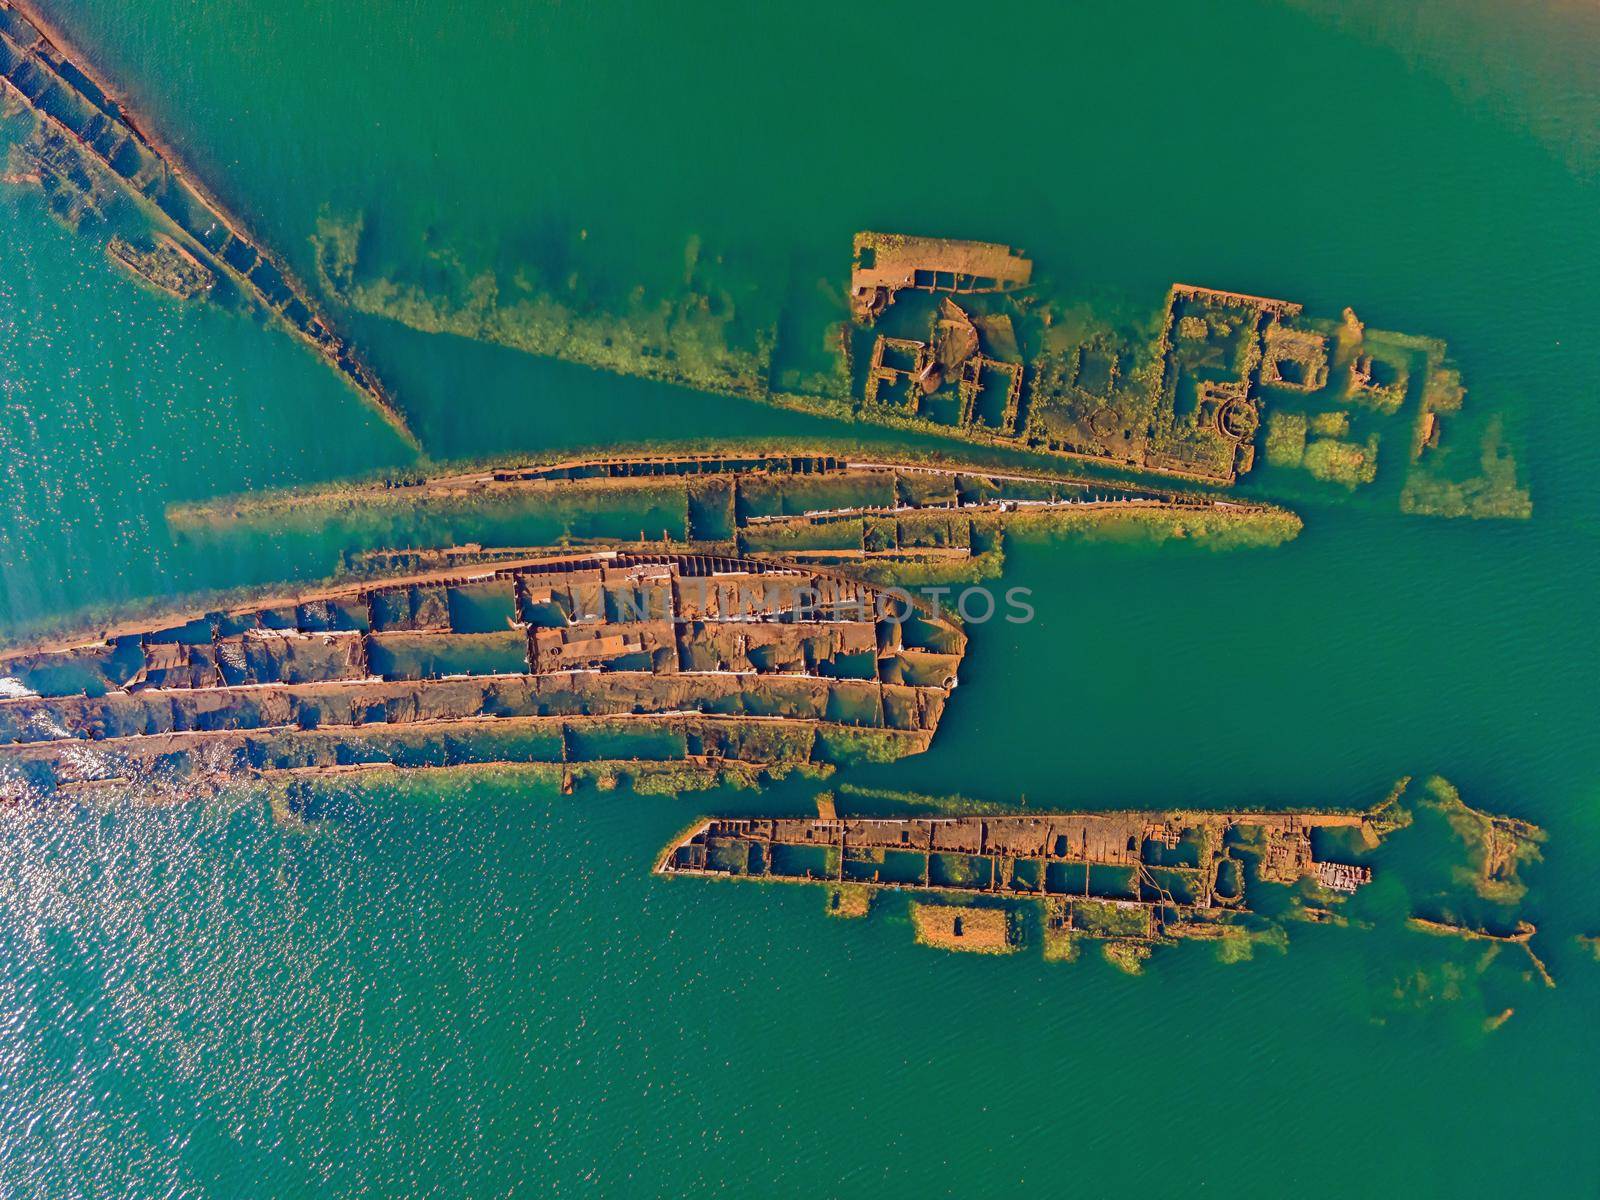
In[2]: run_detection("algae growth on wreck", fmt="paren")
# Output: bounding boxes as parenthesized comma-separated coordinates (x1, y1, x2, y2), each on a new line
(657, 776, 1553, 989)
(0, 550, 968, 798)
(0, 0, 1595, 1196)
(310, 213, 1531, 518)
(0, 0, 413, 444)
(161, 449, 1302, 595)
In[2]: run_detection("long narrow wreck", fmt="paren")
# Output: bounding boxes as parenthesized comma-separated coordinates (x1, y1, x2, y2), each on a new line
(0, 0, 414, 445)
(656, 785, 1553, 988)
(168, 448, 1303, 587)
(659, 808, 1382, 961)
(0, 552, 964, 800)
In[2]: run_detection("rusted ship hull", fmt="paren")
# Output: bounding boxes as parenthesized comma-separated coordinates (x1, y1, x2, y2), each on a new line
(657, 808, 1386, 958)
(0, 0, 414, 445)
(659, 810, 1374, 903)
(167, 449, 1300, 584)
(0, 551, 965, 798)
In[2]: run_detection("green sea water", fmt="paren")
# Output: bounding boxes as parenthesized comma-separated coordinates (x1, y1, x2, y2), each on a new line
(1, 1, 1598, 1195)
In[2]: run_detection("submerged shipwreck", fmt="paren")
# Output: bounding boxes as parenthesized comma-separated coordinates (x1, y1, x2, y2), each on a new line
(842, 233, 1522, 513)
(658, 780, 1552, 986)
(0, 552, 965, 798)
(660, 808, 1382, 959)
(314, 216, 1529, 517)
(0, 449, 1299, 802)
(0, 0, 1565, 1031)
(105, 233, 214, 300)
(0, 0, 413, 444)
(169, 449, 1302, 584)
(0, 0, 1526, 516)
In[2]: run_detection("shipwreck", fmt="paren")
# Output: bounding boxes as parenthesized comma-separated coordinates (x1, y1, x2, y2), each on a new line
(312, 215, 1529, 514)
(0, 551, 965, 799)
(658, 808, 1382, 941)
(105, 233, 215, 300)
(168, 448, 1303, 586)
(657, 777, 1553, 987)
(0, 0, 413, 445)
(844, 236, 1525, 512)
(657, 803, 1399, 968)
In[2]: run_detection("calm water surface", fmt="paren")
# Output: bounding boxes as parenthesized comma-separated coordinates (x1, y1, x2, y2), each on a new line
(1, 1, 1597, 1195)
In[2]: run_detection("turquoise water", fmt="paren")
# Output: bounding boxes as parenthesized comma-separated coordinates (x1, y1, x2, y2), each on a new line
(1, 0, 1598, 1194)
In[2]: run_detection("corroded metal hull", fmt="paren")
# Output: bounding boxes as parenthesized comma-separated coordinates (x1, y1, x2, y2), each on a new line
(0, 552, 965, 797)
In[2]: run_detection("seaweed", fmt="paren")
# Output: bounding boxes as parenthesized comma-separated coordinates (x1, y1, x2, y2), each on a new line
(1301, 433, 1379, 488)
(1101, 940, 1152, 975)
(1419, 776, 1544, 905)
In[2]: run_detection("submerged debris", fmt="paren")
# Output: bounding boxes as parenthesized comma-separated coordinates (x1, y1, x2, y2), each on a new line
(1407, 917, 1554, 988)
(1417, 775, 1545, 905)
(849, 232, 1034, 324)
(910, 902, 1016, 955)
(826, 882, 872, 919)
(105, 234, 214, 299)
(8, 121, 111, 226)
